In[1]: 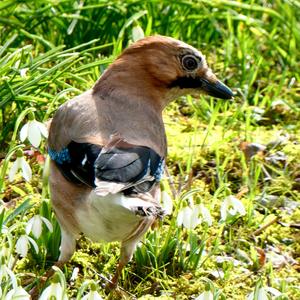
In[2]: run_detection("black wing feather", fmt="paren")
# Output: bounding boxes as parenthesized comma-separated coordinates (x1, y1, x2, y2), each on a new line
(95, 147, 150, 183)
(52, 141, 162, 193)
(57, 142, 100, 187)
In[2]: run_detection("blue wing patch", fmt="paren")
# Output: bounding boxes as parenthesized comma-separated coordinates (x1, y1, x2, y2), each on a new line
(153, 159, 164, 181)
(48, 147, 71, 164)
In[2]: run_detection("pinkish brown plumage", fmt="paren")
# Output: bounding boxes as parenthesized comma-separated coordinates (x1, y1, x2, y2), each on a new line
(42, 35, 233, 294)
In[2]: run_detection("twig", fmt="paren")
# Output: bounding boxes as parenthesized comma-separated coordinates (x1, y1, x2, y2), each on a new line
(253, 216, 279, 236)
(277, 221, 300, 230)
(164, 166, 178, 199)
(180, 173, 202, 191)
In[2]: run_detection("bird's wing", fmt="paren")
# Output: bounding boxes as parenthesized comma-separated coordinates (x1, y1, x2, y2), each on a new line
(48, 136, 164, 195)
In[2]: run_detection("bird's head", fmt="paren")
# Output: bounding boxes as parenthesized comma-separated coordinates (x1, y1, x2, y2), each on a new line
(94, 36, 233, 109)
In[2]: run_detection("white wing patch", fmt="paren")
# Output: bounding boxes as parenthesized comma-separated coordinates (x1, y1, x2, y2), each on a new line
(81, 154, 87, 166)
(94, 178, 126, 196)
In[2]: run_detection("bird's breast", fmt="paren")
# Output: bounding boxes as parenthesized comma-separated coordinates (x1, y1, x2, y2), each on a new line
(75, 191, 160, 242)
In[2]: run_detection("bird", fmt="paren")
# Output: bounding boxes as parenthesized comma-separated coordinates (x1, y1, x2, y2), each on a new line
(46, 35, 233, 290)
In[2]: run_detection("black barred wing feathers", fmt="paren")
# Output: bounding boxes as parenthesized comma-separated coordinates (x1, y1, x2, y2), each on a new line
(49, 138, 164, 195)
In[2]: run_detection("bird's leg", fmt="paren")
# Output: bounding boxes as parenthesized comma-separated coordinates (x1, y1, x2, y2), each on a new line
(110, 261, 125, 288)
(107, 241, 137, 290)
(107, 216, 156, 291)
(58, 228, 77, 262)
(29, 229, 76, 299)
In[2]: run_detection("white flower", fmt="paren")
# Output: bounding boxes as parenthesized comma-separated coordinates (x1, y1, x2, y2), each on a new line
(265, 287, 282, 297)
(70, 267, 79, 281)
(1, 265, 17, 290)
(196, 204, 213, 226)
(248, 286, 282, 300)
(26, 215, 53, 239)
(209, 269, 224, 279)
(216, 255, 241, 266)
(177, 206, 200, 229)
(39, 282, 68, 300)
(0, 264, 7, 283)
(247, 287, 268, 300)
(5, 286, 30, 300)
(220, 196, 246, 221)
(132, 25, 144, 42)
(9, 156, 32, 182)
(15, 235, 39, 257)
(20, 68, 29, 78)
(161, 191, 173, 215)
(195, 290, 214, 300)
(0, 246, 14, 269)
(20, 119, 48, 148)
(271, 99, 290, 110)
(177, 204, 212, 229)
(82, 290, 104, 300)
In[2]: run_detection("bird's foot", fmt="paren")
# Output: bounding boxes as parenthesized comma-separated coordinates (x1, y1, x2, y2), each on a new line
(29, 261, 65, 299)
(134, 205, 164, 218)
(104, 279, 135, 300)
(107, 288, 134, 300)
(29, 277, 47, 300)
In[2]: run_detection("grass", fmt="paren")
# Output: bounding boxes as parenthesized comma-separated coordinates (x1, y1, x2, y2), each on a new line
(0, 0, 299, 299)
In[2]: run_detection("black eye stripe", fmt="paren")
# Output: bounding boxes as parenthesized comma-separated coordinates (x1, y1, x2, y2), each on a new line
(181, 55, 200, 71)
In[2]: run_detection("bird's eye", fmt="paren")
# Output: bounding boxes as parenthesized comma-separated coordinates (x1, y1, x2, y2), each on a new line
(181, 55, 199, 71)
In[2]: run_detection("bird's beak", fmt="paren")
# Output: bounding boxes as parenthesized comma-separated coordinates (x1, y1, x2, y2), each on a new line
(200, 78, 233, 100)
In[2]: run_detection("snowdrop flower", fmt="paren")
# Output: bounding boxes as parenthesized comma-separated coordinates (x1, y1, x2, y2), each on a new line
(39, 281, 68, 300)
(247, 287, 268, 300)
(132, 25, 144, 42)
(20, 113, 48, 148)
(15, 234, 38, 257)
(81, 282, 103, 300)
(161, 191, 173, 215)
(209, 269, 224, 279)
(5, 286, 30, 300)
(247, 286, 282, 300)
(0, 263, 7, 283)
(177, 206, 200, 229)
(195, 290, 214, 300)
(216, 255, 241, 266)
(0, 248, 14, 272)
(197, 204, 213, 226)
(19, 68, 29, 78)
(82, 289, 104, 300)
(9, 150, 32, 182)
(177, 204, 212, 229)
(220, 195, 246, 221)
(70, 267, 79, 281)
(0, 265, 17, 289)
(265, 287, 282, 297)
(26, 215, 53, 239)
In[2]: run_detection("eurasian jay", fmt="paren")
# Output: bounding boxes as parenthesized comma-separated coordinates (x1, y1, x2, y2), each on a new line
(47, 35, 233, 288)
